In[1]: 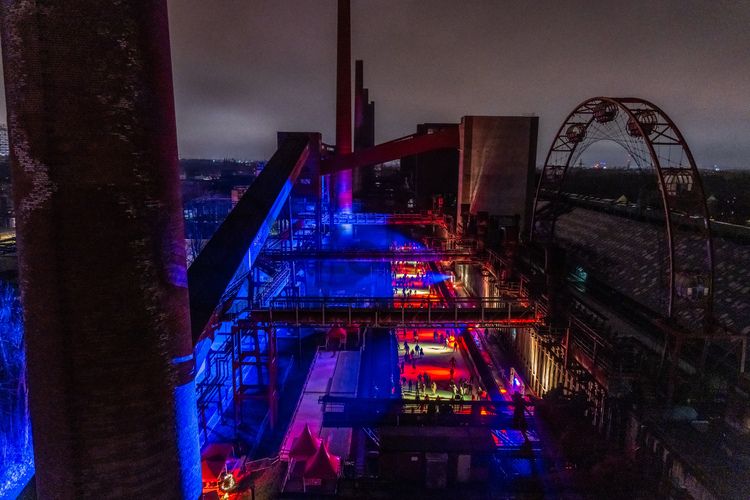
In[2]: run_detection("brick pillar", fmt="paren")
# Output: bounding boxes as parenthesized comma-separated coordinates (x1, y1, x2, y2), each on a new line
(0, 1, 201, 498)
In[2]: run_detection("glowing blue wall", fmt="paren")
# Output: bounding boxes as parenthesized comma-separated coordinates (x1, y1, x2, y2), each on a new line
(0, 282, 33, 498)
(174, 377, 202, 499)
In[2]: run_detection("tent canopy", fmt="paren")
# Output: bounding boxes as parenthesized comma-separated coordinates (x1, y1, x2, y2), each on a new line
(303, 440, 340, 480)
(289, 423, 321, 460)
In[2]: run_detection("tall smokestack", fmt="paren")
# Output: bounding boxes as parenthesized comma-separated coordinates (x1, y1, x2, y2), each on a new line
(335, 0, 353, 212)
(354, 59, 365, 150)
(336, 0, 352, 155)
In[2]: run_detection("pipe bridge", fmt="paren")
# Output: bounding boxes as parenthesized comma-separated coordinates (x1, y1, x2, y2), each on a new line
(259, 248, 478, 262)
(248, 296, 538, 327)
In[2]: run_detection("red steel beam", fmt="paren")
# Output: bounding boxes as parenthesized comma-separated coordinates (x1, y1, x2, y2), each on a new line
(321, 127, 460, 175)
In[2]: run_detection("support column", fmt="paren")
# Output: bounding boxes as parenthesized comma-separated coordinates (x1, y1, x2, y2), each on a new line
(0, 2, 200, 498)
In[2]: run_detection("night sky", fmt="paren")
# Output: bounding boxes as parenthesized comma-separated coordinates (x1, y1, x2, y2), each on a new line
(4, 0, 750, 167)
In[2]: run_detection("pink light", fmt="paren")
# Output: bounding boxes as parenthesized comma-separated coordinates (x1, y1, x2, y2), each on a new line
(335, 170, 352, 213)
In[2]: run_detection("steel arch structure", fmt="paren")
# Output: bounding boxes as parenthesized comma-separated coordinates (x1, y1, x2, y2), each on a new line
(530, 97, 714, 332)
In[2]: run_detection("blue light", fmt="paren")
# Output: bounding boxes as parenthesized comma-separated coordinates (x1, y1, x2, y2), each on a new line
(174, 379, 202, 499)
(0, 282, 34, 498)
(429, 273, 452, 285)
(247, 178, 295, 268)
(573, 266, 588, 282)
(339, 223, 353, 236)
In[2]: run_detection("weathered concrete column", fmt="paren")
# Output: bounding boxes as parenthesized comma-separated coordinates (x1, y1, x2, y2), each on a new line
(0, 1, 201, 498)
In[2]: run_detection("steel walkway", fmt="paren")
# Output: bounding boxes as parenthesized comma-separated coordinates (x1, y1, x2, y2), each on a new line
(247, 296, 539, 327)
(259, 248, 478, 262)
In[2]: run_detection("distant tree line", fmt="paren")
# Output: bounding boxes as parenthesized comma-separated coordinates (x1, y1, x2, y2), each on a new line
(556, 168, 750, 225)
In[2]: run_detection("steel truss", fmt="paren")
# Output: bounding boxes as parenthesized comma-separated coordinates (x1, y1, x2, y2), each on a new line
(530, 97, 714, 335)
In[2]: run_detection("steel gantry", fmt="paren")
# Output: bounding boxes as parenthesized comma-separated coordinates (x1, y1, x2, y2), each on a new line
(248, 295, 538, 328)
(530, 97, 714, 335)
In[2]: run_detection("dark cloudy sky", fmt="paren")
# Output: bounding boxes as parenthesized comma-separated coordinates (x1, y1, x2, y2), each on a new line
(165, 0, 749, 167)
(3, 1, 749, 167)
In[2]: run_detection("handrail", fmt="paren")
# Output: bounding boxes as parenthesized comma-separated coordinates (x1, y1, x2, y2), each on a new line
(259, 248, 475, 260)
(266, 295, 528, 310)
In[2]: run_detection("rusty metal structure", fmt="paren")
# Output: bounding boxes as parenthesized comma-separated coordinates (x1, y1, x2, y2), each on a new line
(531, 97, 715, 334)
